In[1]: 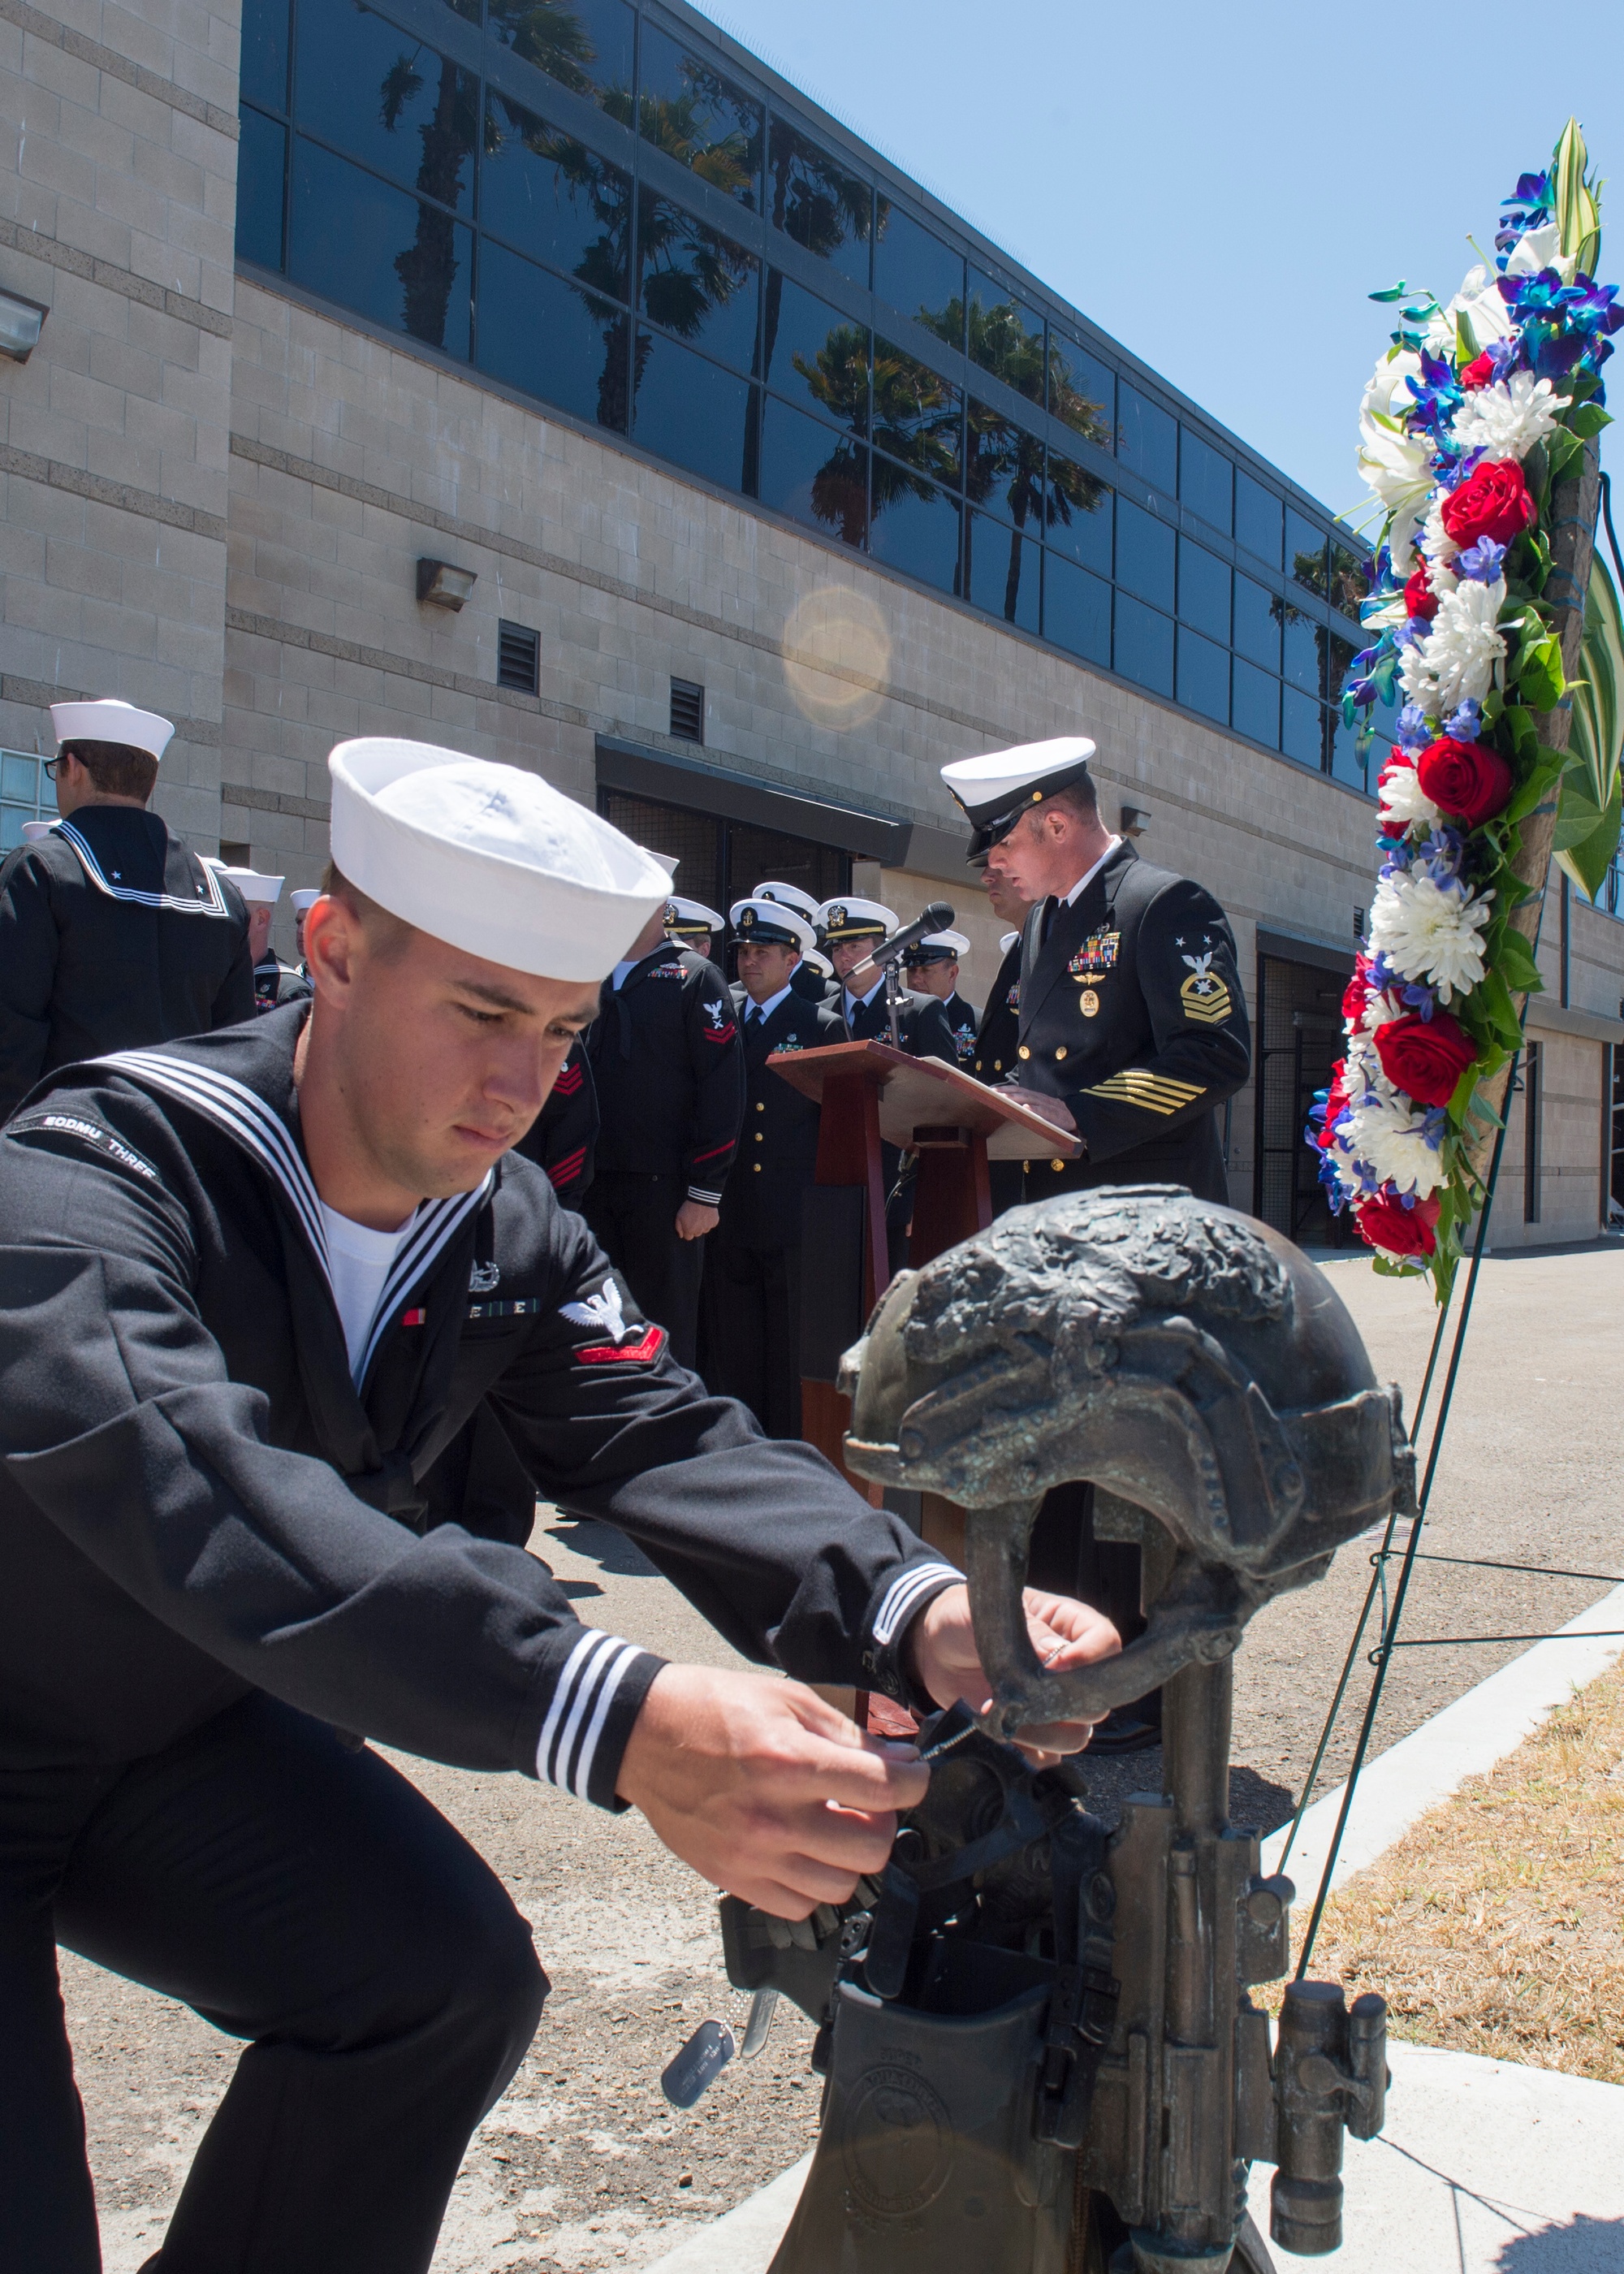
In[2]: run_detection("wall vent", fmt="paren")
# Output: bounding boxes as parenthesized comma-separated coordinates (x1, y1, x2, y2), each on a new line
(669, 678, 705, 744)
(498, 620, 539, 694)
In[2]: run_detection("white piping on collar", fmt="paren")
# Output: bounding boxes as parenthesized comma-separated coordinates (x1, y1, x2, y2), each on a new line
(99, 1048, 492, 1386)
(54, 819, 235, 917)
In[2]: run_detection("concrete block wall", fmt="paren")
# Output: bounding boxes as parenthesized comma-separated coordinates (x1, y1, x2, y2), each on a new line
(0, 0, 241, 842)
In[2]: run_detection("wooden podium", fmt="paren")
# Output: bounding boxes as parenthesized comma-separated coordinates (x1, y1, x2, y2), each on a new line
(766, 1040, 1082, 1495)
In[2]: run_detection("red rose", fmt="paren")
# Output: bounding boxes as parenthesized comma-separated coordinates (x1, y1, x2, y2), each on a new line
(1403, 565, 1439, 620)
(1318, 1065, 1350, 1150)
(1355, 1188, 1441, 1259)
(1341, 957, 1371, 1026)
(1372, 1009, 1477, 1106)
(1460, 351, 1497, 391)
(1415, 735, 1514, 828)
(1440, 458, 1537, 550)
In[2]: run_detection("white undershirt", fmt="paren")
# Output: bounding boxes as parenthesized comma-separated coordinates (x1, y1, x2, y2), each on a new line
(744, 981, 793, 1023)
(844, 975, 885, 1019)
(609, 958, 637, 991)
(1061, 835, 1123, 906)
(320, 1202, 412, 1381)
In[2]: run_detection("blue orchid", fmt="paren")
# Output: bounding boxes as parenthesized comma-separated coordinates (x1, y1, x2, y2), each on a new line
(1443, 699, 1483, 741)
(1394, 703, 1432, 753)
(1454, 538, 1507, 583)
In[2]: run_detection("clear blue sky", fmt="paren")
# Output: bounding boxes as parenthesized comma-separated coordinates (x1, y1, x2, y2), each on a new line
(692, 0, 1624, 543)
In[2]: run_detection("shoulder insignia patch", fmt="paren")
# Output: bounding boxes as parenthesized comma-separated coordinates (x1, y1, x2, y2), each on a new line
(7, 1110, 160, 1182)
(1179, 951, 1233, 1026)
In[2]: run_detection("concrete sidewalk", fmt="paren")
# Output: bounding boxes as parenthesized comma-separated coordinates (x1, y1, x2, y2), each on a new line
(647, 2046, 1624, 2272)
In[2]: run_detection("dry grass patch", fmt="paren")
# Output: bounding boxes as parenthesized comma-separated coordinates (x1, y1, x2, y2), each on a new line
(1265, 1659, 1624, 2082)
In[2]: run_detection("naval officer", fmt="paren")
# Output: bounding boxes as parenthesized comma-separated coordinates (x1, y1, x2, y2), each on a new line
(0, 737, 1121, 2273)
(971, 860, 1036, 1217)
(0, 700, 255, 1120)
(702, 897, 841, 1437)
(662, 894, 725, 966)
(218, 867, 314, 1013)
(899, 928, 978, 1066)
(290, 884, 320, 974)
(752, 880, 830, 1004)
(942, 737, 1250, 1753)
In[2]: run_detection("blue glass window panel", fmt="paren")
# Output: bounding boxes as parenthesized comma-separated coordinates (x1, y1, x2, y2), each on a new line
(1232, 661, 1280, 748)
(966, 269, 1045, 404)
(0, 807, 31, 851)
(290, 141, 471, 358)
(1328, 708, 1368, 793)
(1328, 538, 1367, 624)
(758, 396, 867, 548)
(872, 338, 961, 481)
(633, 331, 754, 493)
(1234, 470, 1283, 567)
(965, 400, 1044, 529)
(966, 513, 1039, 633)
(487, 0, 634, 118)
(1180, 430, 1233, 535)
(1287, 508, 1329, 599)
(765, 118, 872, 287)
(295, 8, 476, 215)
(1, 754, 37, 804)
(1047, 327, 1113, 449)
(762, 275, 871, 435)
(1043, 555, 1111, 667)
(477, 239, 628, 429)
(1114, 594, 1173, 698)
(440, 0, 481, 18)
(637, 22, 762, 211)
(1177, 537, 1229, 642)
(1116, 382, 1177, 495)
(1043, 459, 1111, 573)
(1281, 685, 1325, 767)
(868, 460, 961, 597)
(1282, 607, 1322, 695)
(237, 108, 287, 270)
(1177, 628, 1229, 724)
(240, 0, 289, 113)
(872, 201, 963, 344)
(1115, 498, 1175, 608)
(1233, 573, 1281, 670)
(482, 96, 632, 301)
(638, 192, 758, 374)
(1326, 632, 1359, 707)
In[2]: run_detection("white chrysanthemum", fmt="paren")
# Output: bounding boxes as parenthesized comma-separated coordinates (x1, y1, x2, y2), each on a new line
(1340, 1094, 1445, 1199)
(1367, 870, 1492, 1004)
(1398, 577, 1507, 715)
(1451, 370, 1566, 460)
(1419, 496, 1459, 576)
(1378, 759, 1444, 837)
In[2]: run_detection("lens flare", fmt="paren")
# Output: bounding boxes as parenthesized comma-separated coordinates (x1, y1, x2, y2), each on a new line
(781, 586, 892, 728)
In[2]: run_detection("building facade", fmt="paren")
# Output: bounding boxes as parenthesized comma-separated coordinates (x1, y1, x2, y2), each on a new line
(1, 0, 1620, 1247)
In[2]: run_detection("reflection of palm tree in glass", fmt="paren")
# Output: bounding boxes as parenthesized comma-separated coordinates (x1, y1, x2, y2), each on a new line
(788, 324, 870, 543)
(963, 300, 1105, 619)
(765, 126, 870, 263)
(638, 72, 757, 205)
(381, 41, 475, 349)
(638, 202, 753, 348)
(487, 2, 596, 96)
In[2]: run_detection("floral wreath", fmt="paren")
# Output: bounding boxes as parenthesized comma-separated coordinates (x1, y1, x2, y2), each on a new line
(1310, 122, 1619, 1298)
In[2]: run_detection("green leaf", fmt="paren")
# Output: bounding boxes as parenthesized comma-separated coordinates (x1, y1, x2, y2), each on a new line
(1557, 767, 1624, 898)
(1515, 633, 1566, 711)
(1505, 754, 1565, 824)
(1476, 967, 1527, 1048)
(1546, 430, 1586, 490)
(1569, 402, 1613, 439)
(1495, 927, 1544, 994)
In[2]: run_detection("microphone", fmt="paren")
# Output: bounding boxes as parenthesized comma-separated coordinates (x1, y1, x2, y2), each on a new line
(846, 901, 955, 989)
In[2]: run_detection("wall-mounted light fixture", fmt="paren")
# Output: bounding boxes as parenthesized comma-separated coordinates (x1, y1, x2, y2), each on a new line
(0, 287, 48, 363)
(1120, 803, 1151, 837)
(416, 557, 477, 610)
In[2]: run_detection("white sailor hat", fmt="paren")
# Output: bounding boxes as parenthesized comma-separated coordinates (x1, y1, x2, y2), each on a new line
(650, 850, 680, 880)
(664, 895, 723, 936)
(902, 928, 970, 964)
(328, 738, 667, 984)
(730, 896, 814, 954)
(289, 888, 321, 914)
(1000, 929, 1021, 955)
(803, 947, 833, 980)
(753, 880, 820, 925)
(20, 819, 54, 842)
(219, 865, 285, 906)
(50, 698, 175, 763)
(816, 896, 896, 943)
(940, 736, 1097, 858)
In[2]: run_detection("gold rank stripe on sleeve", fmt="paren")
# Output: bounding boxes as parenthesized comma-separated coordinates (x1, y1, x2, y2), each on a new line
(1083, 1068, 1207, 1116)
(1179, 979, 1234, 1025)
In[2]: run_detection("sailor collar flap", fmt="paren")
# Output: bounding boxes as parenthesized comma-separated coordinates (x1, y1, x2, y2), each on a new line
(53, 813, 236, 918)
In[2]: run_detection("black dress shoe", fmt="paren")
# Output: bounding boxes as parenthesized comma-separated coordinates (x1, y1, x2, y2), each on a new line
(1086, 1708, 1164, 1755)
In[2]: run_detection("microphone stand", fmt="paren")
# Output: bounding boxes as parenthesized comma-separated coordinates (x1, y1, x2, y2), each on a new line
(884, 958, 903, 1049)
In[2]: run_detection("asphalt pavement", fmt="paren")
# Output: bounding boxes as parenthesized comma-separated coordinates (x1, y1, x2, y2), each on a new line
(67, 1240, 1624, 2272)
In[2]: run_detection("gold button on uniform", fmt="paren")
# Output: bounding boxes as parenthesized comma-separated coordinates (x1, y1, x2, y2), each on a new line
(754, 1131, 763, 1142)
(1051, 1157, 1065, 1172)
(992, 1059, 1002, 1072)
(1017, 1045, 1030, 1061)
(755, 1100, 765, 1112)
(1055, 1046, 1067, 1061)
(753, 1162, 762, 1172)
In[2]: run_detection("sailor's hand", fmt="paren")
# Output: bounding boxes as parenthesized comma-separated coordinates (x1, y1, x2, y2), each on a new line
(903, 1583, 1120, 1765)
(615, 1665, 928, 1921)
(675, 1200, 719, 1240)
(1013, 1091, 1078, 1132)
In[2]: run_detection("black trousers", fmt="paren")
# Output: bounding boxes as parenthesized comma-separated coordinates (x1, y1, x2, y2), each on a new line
(702, 1235, 804, 1438)
(1, 1694, 546, 2274)
(581, 1171, 704, 1372)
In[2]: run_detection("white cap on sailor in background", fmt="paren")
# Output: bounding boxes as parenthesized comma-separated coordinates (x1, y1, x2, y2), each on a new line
(218, 867, 284, 906)
(1000, 930, 1021, 955)
(752, 880, 820, 927)
(664, 896, 724, 940)
(729, 897, 814, 955)
(815, 897, 896, 944)
(50, 698, 175, 762)
(289, 888, 321, 914)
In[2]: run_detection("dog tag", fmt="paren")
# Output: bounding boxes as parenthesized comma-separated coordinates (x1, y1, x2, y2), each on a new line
(661, 2017, 736, 2108)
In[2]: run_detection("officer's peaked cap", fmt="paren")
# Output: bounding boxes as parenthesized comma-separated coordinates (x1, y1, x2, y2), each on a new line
(803, 947, 834, 979)
(1000, 928, 1021, 954)
(753, 880, 820, 924)
(219, 865, 284, 905)
(51, 697, 175, 762)
(817, 897, 896, 942)
(730, 896, 814, 954)
(665, 895, 723, 933)
(941, 736, 1097, 858)
(328, 739, 669, 983)
(903, 929, 970, 962)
